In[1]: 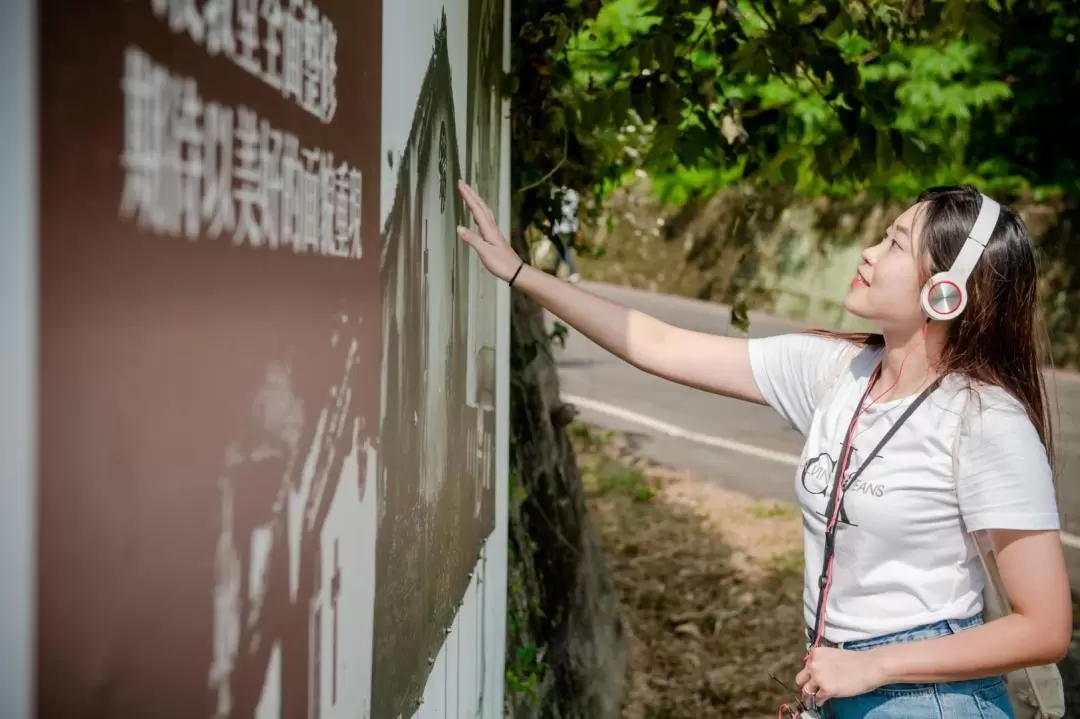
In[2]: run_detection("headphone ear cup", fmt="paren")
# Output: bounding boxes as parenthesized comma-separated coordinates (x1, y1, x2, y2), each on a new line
(921, 272, 967, 321)
(919, 281, 937, 320)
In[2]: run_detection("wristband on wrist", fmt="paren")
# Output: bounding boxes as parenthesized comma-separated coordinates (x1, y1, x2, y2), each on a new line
(508, 261, 525, 287)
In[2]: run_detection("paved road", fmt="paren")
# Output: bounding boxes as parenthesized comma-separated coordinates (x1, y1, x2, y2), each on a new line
(550, 281, 1080, 587)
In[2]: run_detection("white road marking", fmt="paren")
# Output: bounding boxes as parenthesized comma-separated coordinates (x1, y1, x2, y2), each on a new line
(562, 392, 1080, 550)
(562, 393, 802, 467)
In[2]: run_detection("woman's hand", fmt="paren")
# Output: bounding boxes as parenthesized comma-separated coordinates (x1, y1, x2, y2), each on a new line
(452, 178, 765, 403)
(456, 180, 522, 283)
(795, 646, 888, 706)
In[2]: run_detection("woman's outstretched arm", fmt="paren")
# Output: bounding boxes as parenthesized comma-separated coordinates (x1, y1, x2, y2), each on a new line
(456, 180, 765, 404)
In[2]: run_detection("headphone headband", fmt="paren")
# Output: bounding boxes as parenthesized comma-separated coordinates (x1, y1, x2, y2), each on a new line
(919, 192, 1000, 321)
(947, 193, 1000, 284)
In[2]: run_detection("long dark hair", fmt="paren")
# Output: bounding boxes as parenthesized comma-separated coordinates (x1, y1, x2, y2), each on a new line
(809, 185, 1054, 463)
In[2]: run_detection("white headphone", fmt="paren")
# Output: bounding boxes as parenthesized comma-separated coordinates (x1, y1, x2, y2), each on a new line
(919, 193, 1001, 321)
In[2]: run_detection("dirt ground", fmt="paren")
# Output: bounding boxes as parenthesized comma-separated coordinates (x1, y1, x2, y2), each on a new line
(571, 422, 810, 718)
(572, 421, 1080, 718)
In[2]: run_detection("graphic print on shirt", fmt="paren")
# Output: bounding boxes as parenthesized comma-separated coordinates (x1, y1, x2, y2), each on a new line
(800, 445, 888, 527)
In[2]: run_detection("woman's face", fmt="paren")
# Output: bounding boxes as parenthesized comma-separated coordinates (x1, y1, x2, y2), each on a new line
(843, 202, 930, 333)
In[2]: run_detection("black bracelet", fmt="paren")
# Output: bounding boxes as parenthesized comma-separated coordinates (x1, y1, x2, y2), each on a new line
(508, 261, 525, 287)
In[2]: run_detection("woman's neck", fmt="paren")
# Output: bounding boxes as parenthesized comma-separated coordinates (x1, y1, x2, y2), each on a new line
(875, 323, 947, 402)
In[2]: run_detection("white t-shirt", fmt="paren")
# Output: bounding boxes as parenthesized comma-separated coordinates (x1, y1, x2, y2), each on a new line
(748, 332, 1060, 643)
(551, 187, 579, 235)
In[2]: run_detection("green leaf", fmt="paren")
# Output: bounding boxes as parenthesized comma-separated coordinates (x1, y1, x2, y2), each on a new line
(610, 88, 632, 124)
(780, 158, 799, 187)
(645, 122, 680, 166)
(813, 145, 834, 181)
(638, 39, 654, 71)
(730, 299, 750, 335)
(822, 10, 853, 41)
(549, 321, 569, 348)
(654, 79, 681, 125)
(655, 30, 676, 72)
(875, 127, 896, 171)
(501, 72, 520, 97)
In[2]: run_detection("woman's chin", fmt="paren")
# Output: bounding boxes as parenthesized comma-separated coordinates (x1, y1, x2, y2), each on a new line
(842, 293, 871, 320)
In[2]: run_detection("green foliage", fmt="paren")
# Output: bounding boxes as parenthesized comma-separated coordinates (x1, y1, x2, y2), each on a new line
(504, 464, 548, 706)
(548, 320, 570, 348)
(504, 639, 546, 701)
(966, 2, 1080, 197)
(561, 1, 922, 198)
(567, 1, 1039, 204)
(507, 0, 1080, 334)
(505, 558, 547, 702)
(511, 0, 1080, 213)
(587, 459, 657, 503)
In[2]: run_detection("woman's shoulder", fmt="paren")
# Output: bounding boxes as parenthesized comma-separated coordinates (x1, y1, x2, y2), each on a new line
(813, 334, 882, 382)
(947, 379, 1054, 500)
(791, 331, 883, 366)
(943, 378, 1040, 452)
(943, 376, 1028, 417)
(798, 333, 882, 403)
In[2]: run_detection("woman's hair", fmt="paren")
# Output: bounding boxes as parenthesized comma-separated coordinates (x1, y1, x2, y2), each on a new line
(809, 185, 1054, 462)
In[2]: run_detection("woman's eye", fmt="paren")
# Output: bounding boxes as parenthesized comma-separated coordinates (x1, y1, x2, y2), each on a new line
(890, 238, 901, 250)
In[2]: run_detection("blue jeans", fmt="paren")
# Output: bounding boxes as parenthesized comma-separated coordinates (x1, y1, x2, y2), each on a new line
(550, 232, 578, 276)
(811, 614, 1015, 718)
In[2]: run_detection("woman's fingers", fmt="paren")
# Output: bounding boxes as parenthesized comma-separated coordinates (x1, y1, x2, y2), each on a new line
(458, 180, 498, 237)
(457, 181, 483, 219)
(796, 664, 823, 709)
(456, 226, 481, 247)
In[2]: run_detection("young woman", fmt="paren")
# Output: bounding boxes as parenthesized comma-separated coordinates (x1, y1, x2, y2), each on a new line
(456, 180, 1071, 718)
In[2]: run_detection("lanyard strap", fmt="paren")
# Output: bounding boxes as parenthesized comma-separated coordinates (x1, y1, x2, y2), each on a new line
(809, 368, 943, 645)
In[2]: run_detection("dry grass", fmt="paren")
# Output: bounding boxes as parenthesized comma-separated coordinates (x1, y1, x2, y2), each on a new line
(570, 422, 809, 719)
(573, 421, 1080, 718)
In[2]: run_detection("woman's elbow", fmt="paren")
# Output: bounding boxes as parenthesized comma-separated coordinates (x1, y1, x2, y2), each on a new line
(1044, 628, 1072, 664)
(1033, 618, 1072, 665)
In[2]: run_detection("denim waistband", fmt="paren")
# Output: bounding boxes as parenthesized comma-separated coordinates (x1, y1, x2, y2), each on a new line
(808, 613, 984, 651)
